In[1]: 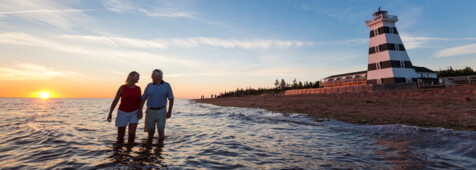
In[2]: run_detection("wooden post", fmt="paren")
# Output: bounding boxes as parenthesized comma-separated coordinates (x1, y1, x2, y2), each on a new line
(468, 76, 472, 85)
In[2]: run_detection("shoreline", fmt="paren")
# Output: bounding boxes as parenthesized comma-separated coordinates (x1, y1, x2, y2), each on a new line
(196, 85, 476, 131)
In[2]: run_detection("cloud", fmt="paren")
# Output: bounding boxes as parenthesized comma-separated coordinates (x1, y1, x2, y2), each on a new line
(61, 35, 169, 49)
(314, 38, 367, 46)
(0, 9, 94, 15)
(169, 37, 312, 49)
(400, 33, 449, 49)
(434, 43, 476, 58)
(0, 32, 314, 80)
(61, 34, 312, 49)
(139, 8, 196, 19)
(102, 0, 198, 20)
(0, 0, 94, 31)
(102, 0, 134, 12)
(300, 3, 371, 23)
(0, 32, 202, 67)
(0, 63, 80, 80)
(396, 7, 423, 30)
(400, 33, 476, 50)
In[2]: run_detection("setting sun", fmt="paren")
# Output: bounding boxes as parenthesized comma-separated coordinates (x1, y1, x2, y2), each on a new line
(30, 90, 57, 99)
(39, 92, 51, 99)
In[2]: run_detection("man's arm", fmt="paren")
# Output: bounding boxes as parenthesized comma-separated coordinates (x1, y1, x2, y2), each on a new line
(166, 99, 174, 118)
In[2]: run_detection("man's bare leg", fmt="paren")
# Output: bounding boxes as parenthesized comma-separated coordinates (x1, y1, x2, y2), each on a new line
(147, 131, 154, 144)
(158, 131, 165, 141)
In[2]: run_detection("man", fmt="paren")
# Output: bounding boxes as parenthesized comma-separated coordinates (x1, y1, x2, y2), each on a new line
(139, 69, 174, 143)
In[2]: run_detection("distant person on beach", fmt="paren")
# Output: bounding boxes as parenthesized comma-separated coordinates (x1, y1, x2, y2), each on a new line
(139, 69, 174, 143)
(107, 71, 142, 144)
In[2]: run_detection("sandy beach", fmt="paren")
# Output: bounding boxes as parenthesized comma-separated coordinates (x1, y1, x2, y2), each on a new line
(197, 85, 476, 131)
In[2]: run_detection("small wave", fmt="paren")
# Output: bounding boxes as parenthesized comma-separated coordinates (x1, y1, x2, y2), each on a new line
(74, 127, 96, 132)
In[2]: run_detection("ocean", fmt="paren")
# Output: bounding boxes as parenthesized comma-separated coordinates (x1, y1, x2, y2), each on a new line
(0, 98, 475, 169)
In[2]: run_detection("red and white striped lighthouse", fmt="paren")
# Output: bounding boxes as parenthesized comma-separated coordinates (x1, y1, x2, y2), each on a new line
(366, 8, 418, 84)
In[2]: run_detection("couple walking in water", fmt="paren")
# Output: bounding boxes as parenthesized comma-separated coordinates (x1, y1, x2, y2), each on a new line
(107, 69, 174, 145)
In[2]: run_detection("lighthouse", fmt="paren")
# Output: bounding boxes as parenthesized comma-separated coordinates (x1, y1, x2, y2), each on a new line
(365, 8, 418, 84)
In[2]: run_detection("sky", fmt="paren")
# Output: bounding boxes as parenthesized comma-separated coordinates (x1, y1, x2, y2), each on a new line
(0, 0, 475, 99)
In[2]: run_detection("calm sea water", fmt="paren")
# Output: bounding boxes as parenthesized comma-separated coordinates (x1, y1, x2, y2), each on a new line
(0, 98, 475, 169)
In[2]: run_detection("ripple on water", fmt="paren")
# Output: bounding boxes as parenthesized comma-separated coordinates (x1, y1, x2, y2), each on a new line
(0, 98, 475, 169)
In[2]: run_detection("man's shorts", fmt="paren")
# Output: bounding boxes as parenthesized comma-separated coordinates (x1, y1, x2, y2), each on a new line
(145, 108, 167, 133)
(115, 109, 139, 127)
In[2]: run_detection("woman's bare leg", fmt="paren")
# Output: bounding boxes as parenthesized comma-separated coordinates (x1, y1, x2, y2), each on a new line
(128, 123, 137, 144)
(117, 127, 126, 143)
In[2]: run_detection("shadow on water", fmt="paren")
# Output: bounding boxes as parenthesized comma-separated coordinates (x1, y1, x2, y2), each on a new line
(106, 138, 168, 169)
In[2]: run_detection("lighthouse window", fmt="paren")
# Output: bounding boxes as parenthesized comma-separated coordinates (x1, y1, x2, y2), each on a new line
(390, 60, 401, 67)
(378, 27, 385, 35)
(387, 43, 396, 50)
(368, 63, 377, 70)
(373, 26, 399, 35)
(398, 44, 406, 51)
(378, 44, 388, 51)
(369, 47, 376, 54)
(383, 26, 390, 33)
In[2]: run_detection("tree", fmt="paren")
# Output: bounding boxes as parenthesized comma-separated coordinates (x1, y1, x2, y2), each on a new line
(280, 79, 286, 89)
(314, 81, 320, 88)
(274, 79, 279, 89)
(292, 79, 298, 88)
(438, 66, 476, 77)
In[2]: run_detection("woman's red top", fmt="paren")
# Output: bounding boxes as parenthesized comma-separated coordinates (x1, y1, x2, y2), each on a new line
(119, 85, 141, 112)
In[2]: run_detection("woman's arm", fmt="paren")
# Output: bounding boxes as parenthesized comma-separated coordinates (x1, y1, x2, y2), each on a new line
(107, 86, 123, 122)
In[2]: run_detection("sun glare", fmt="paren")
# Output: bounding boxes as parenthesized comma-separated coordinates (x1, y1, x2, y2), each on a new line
(38, 92, 51, 99)
(31, 90, 57, 99)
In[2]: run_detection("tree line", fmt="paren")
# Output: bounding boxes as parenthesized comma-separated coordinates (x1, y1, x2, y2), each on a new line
(438, 66, 476, 77)
(218, 79, 320, 97)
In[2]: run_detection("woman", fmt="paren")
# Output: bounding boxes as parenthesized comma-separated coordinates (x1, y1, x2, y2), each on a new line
(107, 71, 143, 144)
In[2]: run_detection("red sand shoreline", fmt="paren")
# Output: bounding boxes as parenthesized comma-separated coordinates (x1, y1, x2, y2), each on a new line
(196, 85, 476, 131)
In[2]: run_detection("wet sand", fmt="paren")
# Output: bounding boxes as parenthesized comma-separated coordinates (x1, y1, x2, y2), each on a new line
(196, 85, 476, 131)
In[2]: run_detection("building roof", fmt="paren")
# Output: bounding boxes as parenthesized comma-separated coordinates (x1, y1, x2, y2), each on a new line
(323, 66, 435, 80)
(324, 70, 367, 79)
(373, 7, 387, 16)
(414, 66, 436, 73)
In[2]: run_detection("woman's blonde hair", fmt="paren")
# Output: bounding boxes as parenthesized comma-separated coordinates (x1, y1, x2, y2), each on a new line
(125, 71, 139, 85)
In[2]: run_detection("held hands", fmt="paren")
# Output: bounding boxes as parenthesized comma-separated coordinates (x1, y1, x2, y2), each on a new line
(138, 110, 143, 119)
(166, 110, 172, 119)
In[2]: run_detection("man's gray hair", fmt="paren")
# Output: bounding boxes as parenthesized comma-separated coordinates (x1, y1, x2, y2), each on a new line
(153, 69, 163, 78)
